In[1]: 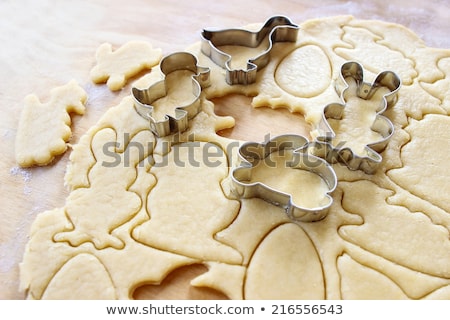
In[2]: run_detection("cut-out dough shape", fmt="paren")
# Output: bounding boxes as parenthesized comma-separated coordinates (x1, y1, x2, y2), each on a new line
(334, 26, 417, 85)
(244, 223, 324, 299)
(132, 141, 242, 264)
(90, 41, 162, 91)
(387, 114, 450, 213)
(339, 180, 450, 278)
(337, 254, 408, 299)
(15, 80, 87, 167)
(42, 253, 116, 299)
(54, 127, 155, 250)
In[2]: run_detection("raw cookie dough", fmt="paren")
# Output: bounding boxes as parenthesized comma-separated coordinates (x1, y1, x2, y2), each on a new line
(15, 80, 87, 167)
(20, 16, 450, 299)
(90, 41, 162, 91)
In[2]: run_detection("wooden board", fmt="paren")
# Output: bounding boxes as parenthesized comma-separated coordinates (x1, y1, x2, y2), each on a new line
(1, 0, 449, 299)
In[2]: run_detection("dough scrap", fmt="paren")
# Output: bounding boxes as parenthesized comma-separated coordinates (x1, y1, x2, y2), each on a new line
(20, 16, 450, 300)
(15, 80, 87, 167)
(90, 41, 162, 91)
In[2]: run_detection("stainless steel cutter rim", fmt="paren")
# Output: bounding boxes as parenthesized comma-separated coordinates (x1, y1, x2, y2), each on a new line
(336, 61, 401, 112)
(132, 51, 210, 137)
(201, 15, 299, 85)
(231, 134, 338, 222)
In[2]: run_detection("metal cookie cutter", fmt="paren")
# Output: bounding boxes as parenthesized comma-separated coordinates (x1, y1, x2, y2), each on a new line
(132, 52, 210, 137)
(313, 61, 401, 174)
(201, 15, 299, 85)
(230, 135, 337, 222)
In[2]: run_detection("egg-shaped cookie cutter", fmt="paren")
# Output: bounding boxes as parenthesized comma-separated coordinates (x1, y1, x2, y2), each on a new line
(230, 134, 337, 222)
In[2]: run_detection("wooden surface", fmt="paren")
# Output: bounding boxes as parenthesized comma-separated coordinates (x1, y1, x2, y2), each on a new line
(1, 0, 449, 300)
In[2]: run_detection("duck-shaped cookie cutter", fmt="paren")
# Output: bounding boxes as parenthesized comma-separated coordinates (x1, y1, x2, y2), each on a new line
(201, 15, 299, 85)
(132, 52, 210, 137)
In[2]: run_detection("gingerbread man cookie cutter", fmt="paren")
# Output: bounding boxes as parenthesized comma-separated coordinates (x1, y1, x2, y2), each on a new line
(312, 61, 401, 174)
(230, 135, 337, 222)
(201, 15, 299, 85)
(132, 52, 210, 137)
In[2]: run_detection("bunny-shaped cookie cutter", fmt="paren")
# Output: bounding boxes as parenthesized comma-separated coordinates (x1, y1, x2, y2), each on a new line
(311, 61, 401, 174)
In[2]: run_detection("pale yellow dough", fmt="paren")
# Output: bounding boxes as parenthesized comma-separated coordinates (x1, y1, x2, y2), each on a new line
(20, 16, 450, 299)
(246, 151, 331, 209)
(15, 80, 87, 167)
(90, 41, 162, 91)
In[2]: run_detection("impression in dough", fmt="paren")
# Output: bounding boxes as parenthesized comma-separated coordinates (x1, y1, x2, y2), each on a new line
(20, 16, 450, 299)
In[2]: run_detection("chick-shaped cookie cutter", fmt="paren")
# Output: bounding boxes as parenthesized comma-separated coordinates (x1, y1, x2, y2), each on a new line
(201, 15, 299, 85)
(230, 135, 337, 222)
(312, 61, 401, 174)
(132, 52, 210, 137)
